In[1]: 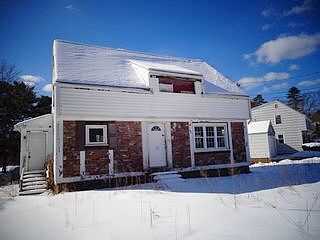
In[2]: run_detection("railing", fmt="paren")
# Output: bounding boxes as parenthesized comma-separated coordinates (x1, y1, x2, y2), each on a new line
(19, 157, 26, 192)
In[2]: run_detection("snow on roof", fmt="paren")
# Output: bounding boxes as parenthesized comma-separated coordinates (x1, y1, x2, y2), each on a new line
(248, 120, 272, 134)
(130, 60, 202, 76)
(53, 40, 246, 95)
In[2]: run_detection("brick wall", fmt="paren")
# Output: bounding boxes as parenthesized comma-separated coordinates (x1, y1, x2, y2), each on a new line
(194, 151, 230, 166)
(108, 121, 143, 173)
(63, 121, 143, 178)
(171, 122, 191, 168)
(63, 121, 81, 177)
(231, 122, 247, 163)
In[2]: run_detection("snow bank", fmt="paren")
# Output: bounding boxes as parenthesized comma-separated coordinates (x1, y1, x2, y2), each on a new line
(251, 157, 320, 168)
(1, 162, 320, 240)
(303, 142, 320, 148)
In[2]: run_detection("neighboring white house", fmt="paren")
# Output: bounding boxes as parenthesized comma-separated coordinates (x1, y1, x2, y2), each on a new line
(15, 39, 251, 193)
(248, 120, 277, 162)
(251, 100, 308, 154)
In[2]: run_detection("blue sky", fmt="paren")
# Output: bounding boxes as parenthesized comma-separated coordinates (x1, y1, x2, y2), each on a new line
(1, 0, 319, 99)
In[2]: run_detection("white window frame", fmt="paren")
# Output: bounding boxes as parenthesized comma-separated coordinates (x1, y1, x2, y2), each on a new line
(193, 123, 229, 152)
(85, 125, 108, 146)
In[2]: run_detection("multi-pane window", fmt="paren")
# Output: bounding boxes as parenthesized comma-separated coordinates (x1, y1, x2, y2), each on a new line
(216, 126, 226, 148)
(275, 115, 282, 124)
(206, 127, 215, 148)
(194, 126, 204, 148)
(194, 124, 228, 151)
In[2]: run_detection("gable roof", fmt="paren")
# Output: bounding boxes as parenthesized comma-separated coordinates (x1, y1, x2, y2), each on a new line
(53, 40, 246, 96)
(248, 120, 273, 134)
(251, 100, 306, 118)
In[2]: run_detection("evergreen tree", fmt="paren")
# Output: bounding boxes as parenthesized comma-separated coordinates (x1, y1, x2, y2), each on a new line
(251, 94, 267, 108)
(0, 62, 52, 170)
(287, 87, 304, 112)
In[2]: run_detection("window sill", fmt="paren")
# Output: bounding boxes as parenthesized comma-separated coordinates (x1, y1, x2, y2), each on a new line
(194, 148, 230, 153)
(85, 143, 108, 147)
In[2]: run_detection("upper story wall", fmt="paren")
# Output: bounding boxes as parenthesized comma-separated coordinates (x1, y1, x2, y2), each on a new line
(54, 82, 250, 121)
(251, 102, 307, 133)
(251, 101, 307, 152)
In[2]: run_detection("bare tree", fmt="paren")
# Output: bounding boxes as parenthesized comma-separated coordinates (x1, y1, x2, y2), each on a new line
(0, 60, 21, 82)
(304, 91, 320, 116)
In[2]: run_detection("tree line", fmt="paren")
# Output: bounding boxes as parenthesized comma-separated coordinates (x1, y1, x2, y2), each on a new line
(0, 62, 51, 172)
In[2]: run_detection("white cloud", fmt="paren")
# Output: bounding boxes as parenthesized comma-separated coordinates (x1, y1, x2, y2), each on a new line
(239, 72, 290, 88)
(20, 75, 43, 87)
(261, 8, 276, 17)
(65, 4, 79, 12)
(244, 33, 320, 64)
(289, 64, 300, 71)
(262, 24, 272, 31)
(262, 82, 289, 92)
(297, 79, 320, 87)
(284, 0, 315, 16)
(42, 83, 52, 93)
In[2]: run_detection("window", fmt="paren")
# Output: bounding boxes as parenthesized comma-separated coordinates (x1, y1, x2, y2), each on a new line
(158, 77, 195, 94)
(193, 124, 228, 151)
(275, 115, 282, 124)
(278, 134, 284, 144)
(86, 125, 107, 146)
(159, 83, 173, 93)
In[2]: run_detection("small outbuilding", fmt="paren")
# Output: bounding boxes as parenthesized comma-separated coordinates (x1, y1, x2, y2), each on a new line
(248, 120, 277, 163)
(14, 114, 53, 175)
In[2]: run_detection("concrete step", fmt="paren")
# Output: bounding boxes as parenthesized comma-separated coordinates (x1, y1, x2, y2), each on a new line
(22, 176, 46, 183)
(23, 180, 47, 187)
(23, 184, 47, 191)
(23, 173, 44, 179)
(24, 170, 45, 175)
(19, 189, 46, 196)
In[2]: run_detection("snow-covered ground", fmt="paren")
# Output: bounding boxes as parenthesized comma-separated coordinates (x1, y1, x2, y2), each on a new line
(1, 158, 320, 240)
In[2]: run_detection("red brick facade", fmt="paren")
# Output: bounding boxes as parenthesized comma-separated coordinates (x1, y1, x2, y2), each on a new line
(171, 122, 191, 168)
(231, 122, 247, 163)
(194, 151, 230, 166)
(85, 147, 109, 175)
(108, 122, 143, 173)
(63, 121, 143, 178)
(62, 120, 247, 179)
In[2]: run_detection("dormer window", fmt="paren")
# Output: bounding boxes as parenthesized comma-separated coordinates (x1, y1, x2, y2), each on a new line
(158, 76, 196, 94)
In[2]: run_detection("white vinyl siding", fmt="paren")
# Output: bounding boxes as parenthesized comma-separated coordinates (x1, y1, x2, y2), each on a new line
(251, 101, 307, 153)
(248, 134, 270, 158)
(56, 84, 250, 121)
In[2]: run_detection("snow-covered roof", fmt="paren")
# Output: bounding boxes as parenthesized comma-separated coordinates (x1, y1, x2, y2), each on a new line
(53, 40, 246, 95)
(248, 120, 272, 134)
(129, 60, 202, 76)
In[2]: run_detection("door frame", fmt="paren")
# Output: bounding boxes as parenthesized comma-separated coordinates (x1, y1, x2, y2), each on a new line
(147, 122, 167, 168)
(142, 122, 173, 170)
(26, 130, 48, 171)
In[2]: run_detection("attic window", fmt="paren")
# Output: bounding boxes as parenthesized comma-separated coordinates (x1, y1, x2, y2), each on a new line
(158, 76, 195, 94)
(275, 115, 282, 124)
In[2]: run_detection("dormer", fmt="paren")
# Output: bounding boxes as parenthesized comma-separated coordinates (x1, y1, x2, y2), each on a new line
(129, 60, 203, 95)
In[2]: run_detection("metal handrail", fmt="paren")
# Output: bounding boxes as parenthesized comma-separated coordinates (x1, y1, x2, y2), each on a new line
(19, 157, 26, 191)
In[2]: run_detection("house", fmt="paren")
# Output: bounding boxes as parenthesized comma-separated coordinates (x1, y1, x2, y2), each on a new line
(15, 40, 251, 192)
(247, 120, 277, 162)
(251, 100, 308, 154)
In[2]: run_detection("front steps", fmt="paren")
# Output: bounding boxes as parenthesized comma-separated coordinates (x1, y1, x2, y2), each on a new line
(20, 170, 47, 196)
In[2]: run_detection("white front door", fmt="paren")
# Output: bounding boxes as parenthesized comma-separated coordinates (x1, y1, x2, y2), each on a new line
(147, 123, 167, 168)
(27, 131, 47, 170)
